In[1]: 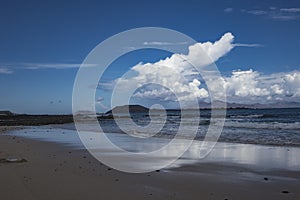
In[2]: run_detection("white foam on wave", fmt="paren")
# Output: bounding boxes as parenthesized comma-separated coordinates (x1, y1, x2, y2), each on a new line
(224, 121, 300, 130)
(230, 114, 264, 118)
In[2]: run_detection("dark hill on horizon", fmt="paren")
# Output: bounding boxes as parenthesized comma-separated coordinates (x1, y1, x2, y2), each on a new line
(105, 105, 149, 114)
(105, 101, 300, 114)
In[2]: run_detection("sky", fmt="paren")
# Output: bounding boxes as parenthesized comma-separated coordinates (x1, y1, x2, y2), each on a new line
(0, 0, 300, 114)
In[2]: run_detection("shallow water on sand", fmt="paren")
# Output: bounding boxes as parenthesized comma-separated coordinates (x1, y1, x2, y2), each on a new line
(8, 126, 300, 171)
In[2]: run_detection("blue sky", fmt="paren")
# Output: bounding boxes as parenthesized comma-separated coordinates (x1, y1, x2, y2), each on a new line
(0, 0, 300, 114)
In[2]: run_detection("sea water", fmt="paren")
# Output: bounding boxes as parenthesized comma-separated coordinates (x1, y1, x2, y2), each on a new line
(99, 108, 300, 146)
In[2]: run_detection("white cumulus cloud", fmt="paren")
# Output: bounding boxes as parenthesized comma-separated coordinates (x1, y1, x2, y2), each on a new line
(112, 33, 235, 106)
(217, 70, 300, 103)
(283, 72, 300, 97)
(105, 32, 300, 106)
(224, 69, 270, 97)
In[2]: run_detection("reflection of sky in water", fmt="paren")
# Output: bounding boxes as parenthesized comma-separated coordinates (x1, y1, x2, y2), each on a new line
(9, 126, 300, 171)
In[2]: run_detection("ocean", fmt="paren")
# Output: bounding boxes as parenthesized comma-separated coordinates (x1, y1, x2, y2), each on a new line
(99, 108, 300, 147)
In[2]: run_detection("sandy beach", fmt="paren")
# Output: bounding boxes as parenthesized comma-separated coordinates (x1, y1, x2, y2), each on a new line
(1, 0, 300, 199)
(1, 126, 299, 200)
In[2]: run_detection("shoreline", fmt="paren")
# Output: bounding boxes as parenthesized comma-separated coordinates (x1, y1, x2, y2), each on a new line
(3, 127, 300, 172)
(1, 127, 299, 199)
(3, 124, 300, 172)
(5, 123, 299, 148)
(53, 123, 300, 148)
(0, 126, 23, 134)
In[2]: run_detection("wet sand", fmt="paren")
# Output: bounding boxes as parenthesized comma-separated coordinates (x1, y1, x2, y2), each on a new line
(0, 126, 22, 133)
(0, 127, 299, 200)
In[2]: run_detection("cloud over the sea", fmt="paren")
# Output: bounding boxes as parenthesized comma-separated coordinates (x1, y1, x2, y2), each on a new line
(217, 69, 300, 103)
(112, 33, 234, 105)
(103, 32, 300, 106)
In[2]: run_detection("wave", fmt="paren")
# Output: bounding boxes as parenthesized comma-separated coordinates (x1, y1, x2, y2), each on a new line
(229, 114, 264, 118)
(228, 114, 288, 119)
(224, 121, 300, 130)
